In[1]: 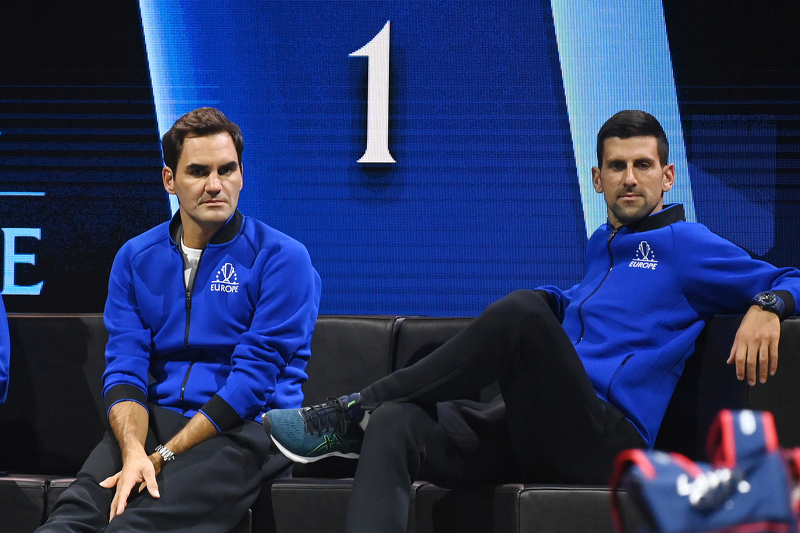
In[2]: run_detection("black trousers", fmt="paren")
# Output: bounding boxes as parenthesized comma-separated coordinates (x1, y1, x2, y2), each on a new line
(348, 289, 646, 533)
(36, 405, 291, 533)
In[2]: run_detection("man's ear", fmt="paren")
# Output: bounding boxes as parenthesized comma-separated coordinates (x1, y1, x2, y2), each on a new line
(591, 166, 603, 193)
(662, 163, 675, 192)
(163, 167, 175, 194)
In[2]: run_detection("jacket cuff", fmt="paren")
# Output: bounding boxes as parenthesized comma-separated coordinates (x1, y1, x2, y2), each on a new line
(774, 290, 796, 319)
(199, 394, 241, 432)
(104, 384, 148, 418)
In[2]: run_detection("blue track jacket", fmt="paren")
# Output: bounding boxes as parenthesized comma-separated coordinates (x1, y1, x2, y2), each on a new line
(537, 204, 800, 449)
(102, 211, 321, 431)
(0, 296, 9, 404)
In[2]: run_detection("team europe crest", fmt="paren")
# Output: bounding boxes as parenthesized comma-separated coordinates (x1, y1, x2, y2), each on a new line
(211, 263, 240, 293)
(629, 241, 658, 270)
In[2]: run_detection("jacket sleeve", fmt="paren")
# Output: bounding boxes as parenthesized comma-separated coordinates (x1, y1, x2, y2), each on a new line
(198, 238, 321, 431)
(674, 224, 800, 319)
(101, 244, 153, 416)
(0, 296, 9, 405)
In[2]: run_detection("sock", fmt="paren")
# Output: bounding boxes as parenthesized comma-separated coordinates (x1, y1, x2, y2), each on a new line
(340, 392, 365, 424)
(358, 411, 371, 431)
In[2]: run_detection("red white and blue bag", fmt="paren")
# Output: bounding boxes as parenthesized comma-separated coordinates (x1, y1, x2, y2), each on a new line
(610, 410, 800, 533)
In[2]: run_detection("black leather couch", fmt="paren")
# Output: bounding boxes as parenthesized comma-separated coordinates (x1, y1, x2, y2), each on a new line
(1, 313, 799, 533)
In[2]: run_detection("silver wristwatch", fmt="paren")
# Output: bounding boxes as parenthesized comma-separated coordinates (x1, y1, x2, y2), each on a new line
(155, 444, 176, 462)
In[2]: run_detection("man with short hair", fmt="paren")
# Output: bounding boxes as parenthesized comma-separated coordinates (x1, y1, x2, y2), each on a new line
(265, 110, 800, 533)
(38, 107, 321, 532)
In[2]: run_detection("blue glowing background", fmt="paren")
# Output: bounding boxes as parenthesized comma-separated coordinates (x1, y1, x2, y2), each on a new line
(2, 0, 798, 315)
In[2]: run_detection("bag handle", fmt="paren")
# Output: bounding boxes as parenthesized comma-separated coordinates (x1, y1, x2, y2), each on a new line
(610, 449, 702, 533)
(610, 449, 655, 533)
(784, 448, 800, 516)
(706, 410, 779, 468)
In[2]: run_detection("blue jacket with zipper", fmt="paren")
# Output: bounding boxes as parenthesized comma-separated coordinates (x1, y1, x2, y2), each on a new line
(537, 204, 800, 449)
(102, 211, 321, 431)
(0, 295, 8, 405)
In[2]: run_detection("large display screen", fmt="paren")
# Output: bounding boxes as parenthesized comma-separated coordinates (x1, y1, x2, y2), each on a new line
(0, 0, 166, 312)
(1, 0, 798, 316)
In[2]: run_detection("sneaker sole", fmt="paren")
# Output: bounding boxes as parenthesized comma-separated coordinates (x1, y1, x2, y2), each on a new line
(269, 434, 360, 464)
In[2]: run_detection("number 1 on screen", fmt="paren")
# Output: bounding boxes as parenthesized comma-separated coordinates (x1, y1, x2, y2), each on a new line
(350, 21, 395, 164)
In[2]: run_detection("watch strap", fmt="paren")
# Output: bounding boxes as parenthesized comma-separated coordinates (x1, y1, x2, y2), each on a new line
(155, 444, 176, 462)
(751, 291, 786, 319)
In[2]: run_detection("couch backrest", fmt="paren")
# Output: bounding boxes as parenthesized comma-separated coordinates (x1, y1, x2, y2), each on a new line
(393, 317, 500, 402)
(303, 316, 399, 406)
(657, 315, 800, 458)
(0, 314, 107, 475)
(747, 316, 800, 447)
(1, 313, 798, 476)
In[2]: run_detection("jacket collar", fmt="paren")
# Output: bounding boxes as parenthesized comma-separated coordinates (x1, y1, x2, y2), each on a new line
(169, 210, 244, 247)
(619, 203, 685, 233)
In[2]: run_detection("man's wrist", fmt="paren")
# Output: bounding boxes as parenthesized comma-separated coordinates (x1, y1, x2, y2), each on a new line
(154, 444, 176, 463)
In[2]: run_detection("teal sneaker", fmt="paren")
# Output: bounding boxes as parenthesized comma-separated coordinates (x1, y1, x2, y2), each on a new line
(263, 393, 364, 463)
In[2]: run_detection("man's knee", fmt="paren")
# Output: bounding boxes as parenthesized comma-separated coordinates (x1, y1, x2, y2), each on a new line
(39, 477, 112, 531)
(483, 289, 551, 324)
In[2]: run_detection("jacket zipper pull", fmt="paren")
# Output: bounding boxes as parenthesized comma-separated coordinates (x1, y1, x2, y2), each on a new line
(184, 290, 192, 346)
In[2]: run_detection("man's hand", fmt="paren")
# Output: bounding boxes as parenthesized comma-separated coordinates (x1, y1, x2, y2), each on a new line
(727, 305, 781, 385)
(100, 402, 220, 522)
(99, 450, 162, 522)
(102, 400, 161, 522)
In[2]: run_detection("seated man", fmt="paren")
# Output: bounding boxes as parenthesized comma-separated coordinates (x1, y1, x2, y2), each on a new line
(265, 110, 800, 533)
(0, 296, 8, 405)
(38, 107, 321, 532)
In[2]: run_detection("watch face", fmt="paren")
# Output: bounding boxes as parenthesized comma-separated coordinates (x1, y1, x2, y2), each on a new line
(759, 293, 777, 305)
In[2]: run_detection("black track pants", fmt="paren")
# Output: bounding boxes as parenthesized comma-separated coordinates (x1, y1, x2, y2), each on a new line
(350, 289, 645, 533)
(36, 405, 291, 533)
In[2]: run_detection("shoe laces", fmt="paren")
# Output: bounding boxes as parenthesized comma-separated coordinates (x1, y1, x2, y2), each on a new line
(302, 397, 349, 436)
